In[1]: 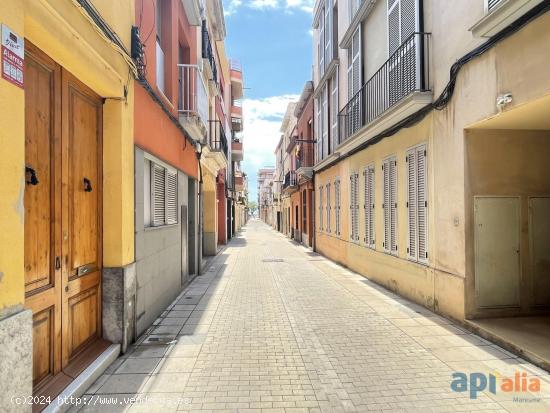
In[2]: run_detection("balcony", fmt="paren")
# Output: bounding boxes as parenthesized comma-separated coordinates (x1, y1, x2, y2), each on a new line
(202, 120, 228, 171)
(178, 64, 208, 140)
(201, 20, 218, 86)
(295, 141, 314, 180)
(230, 59, 243, 100)
(338, 33, 431, 145)
(231, 100, 243, 132)
(234, 174, 244, 192)
(232, 139, 243, 161)
(282, 171, 297, 191)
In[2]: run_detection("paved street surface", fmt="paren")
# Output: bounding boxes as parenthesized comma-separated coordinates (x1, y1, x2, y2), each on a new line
(77, 220, 549, 412)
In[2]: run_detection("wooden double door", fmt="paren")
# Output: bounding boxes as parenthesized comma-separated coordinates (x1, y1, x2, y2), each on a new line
(24, 43, 103, 391)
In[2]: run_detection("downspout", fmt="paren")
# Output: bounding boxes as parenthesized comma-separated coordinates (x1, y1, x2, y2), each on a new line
(196, 145, 204, 275)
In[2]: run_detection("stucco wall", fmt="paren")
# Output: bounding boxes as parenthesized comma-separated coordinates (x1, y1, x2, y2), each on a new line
(135, 148, 189, 336)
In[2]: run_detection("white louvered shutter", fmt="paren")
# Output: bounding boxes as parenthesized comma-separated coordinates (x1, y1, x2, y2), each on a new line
(319, 186, 324, 231)
(351, 27, 362, 95)
(152, 163, 166, 226)
(325, 0, 332, 68)
(322, 85, 329, 159)
(388, 0, 400, 56)
(319, 9, 325, 77)
(383, 160, 391, 252)
(350, 173, 359, 242)
(315, 98, 322, 162)
(407, 149, 417, 260)
(166, 170, 178, 224)
(389, 157, 398, 254)
(417, 145, 428, 263)
(335, 179, 341, 235)
(331, 70, 339, 150)
(364, 165, 375, 248)
(326, 183, 331, 233)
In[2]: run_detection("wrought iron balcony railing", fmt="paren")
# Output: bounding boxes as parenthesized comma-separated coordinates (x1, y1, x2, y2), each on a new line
(283, 171, 297, 189)
(201, 20, 218, 83)
(177, 64, 208, 130)
(208, 120, 228, 158)
(338, 32, 431, 144)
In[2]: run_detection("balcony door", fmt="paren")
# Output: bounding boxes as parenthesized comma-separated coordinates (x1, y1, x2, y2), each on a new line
(24, 43, 103, 392)
(387, 0, 421, 107)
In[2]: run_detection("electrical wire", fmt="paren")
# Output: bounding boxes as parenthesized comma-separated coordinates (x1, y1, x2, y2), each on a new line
(71, 0, 138, 78)
(316, 1, 550, 174)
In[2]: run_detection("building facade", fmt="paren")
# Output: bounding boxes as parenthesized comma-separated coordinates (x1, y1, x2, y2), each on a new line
(312, 0, 550, 332)
(0, 0, 247, 408)
(293, 82, 316, 248)
(258, 168, 276, 226)
(0, 0, 135, 407)
(280, 103, 298, 238)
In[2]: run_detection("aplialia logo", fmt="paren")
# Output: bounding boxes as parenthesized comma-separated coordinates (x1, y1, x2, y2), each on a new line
(451, 371, 541, 400)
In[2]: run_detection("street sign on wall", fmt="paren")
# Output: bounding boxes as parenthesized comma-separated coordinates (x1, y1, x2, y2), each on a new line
(2, 24, 24, 89)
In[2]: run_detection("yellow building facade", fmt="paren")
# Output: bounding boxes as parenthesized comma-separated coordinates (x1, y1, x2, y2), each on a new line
(313, 0, 550, 363)
(0, 0, 135, 406)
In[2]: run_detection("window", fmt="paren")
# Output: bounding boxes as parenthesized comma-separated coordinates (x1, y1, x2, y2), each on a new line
(335, 178, 341, 236)
(487, 0, 503, 11)
(324, 0, 333, 70)
(363, 164, 375, 248)
(383, 156, 398, 255)
(156, 0, 165, 94)
(326, 182, 331, 233)
(350, 172, 360, 242)
(315, 97, 322, 163)
(319, 185, 324, 231)
(407, 144, 428, 263)
(322, 85, 329, 159)
(331, 70, 339, 149)
(347, 25, 362, 135)
(319, 6, 325, 78)
(145, 158, 178, 227)
(302, 190, 307, 234)
(387, 0, 419, 56)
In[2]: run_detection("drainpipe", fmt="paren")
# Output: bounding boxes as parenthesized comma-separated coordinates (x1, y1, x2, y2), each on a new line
(196, 145, 204, 275)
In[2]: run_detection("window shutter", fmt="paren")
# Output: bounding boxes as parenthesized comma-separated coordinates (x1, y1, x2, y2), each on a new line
(400, 0, 417, 42)
(417, 145, 428, 263)
(388, 0, 400, 56)
(331, 70, 339, 149)
(488, 0, 503, 11)
(326, 183, 331, 233)
(319, 9, 325, 77)
(166, 170, 178, 225)
(315, 98, 322, 163)
(324, 0, 332, 68)
(383, 159, 390, 252)
(390, 157, 398, 254)
(322, 85, 329, 159)
(319, 186, 324, 231)
(407, 149, 417, 260)
(151, 163, 166, 226)
(335, 179, 341, 235)
(350, 173, 359, 241)
(364, 165, 375, 248)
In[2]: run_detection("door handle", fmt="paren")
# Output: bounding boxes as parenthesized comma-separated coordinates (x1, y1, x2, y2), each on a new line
(25, 166, 39, 185)
(83, 177, 93, 192)
(55, 256, 61, 270)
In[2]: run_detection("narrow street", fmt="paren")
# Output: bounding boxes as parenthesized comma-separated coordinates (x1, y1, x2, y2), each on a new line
(76, 220, 549, 413)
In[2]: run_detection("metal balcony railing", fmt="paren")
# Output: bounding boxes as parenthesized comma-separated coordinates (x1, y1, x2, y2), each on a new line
(283, 171, 297, 189)
(201, 20, 218, 83)
(177, 64, 208, 130)
(338, 32, 431, 144)
(296, 141, 314, 169)
(208, 120, 228, 158)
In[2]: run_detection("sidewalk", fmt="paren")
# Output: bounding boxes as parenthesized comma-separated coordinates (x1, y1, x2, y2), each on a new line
(74, 220, 549, 412)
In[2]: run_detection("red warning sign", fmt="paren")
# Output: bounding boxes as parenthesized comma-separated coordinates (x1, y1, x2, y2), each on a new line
(2, 25, 24, 89)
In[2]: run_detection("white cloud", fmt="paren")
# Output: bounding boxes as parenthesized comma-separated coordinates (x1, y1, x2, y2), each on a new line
(239, 95, 299, 202)
(224, 0, 314, 16)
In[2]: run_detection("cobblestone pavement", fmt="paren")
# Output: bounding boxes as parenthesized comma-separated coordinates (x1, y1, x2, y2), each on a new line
(77, 220, 549, 412)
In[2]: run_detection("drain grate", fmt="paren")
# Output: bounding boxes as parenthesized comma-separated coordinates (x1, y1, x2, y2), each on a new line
(262, 258, 284, 263)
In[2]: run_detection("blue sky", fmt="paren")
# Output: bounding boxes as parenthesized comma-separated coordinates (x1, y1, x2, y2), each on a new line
(223, 0, 314, 205)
